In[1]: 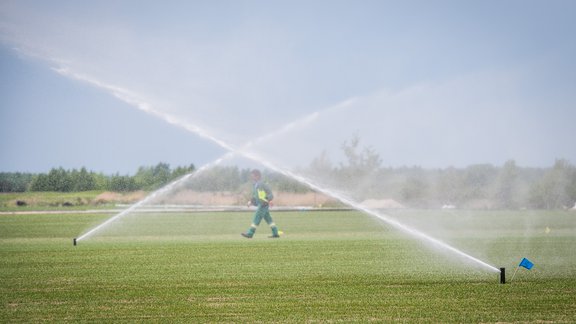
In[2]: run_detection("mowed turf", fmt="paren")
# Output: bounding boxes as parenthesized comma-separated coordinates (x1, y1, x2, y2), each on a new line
(1, 210, 575, 322)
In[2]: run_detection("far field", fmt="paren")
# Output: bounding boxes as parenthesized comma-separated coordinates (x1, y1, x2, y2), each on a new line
(1, 209, 575, 322)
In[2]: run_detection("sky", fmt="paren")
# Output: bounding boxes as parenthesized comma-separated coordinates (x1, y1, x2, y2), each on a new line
(1, 0, 575, 174)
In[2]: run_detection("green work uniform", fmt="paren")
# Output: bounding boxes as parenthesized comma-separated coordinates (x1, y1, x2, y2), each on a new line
(246, 181, 279, 237)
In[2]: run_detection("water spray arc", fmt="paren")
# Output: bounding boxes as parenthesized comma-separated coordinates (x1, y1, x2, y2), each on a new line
(63, 66, 500, 273)
(75, 162, 205, 243)
(74, 102, 336, 243)
(239, 150, 500, 273)
(75, 155, 237, 242)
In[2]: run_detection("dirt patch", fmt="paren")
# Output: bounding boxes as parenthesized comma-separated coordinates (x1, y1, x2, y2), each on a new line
(157, 191, 245, 206)
(360, 199, 405, 209)
(148, 190, 337, 207)
(274, 192, 336, 207)
(94, 191, 147, 205)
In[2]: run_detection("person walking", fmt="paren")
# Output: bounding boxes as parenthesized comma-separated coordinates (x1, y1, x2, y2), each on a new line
(242, 169, 280, 238)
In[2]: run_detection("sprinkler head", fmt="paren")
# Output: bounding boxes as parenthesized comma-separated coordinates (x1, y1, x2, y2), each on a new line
(73, 238, 77, 246)
(499, 267, 505, 284)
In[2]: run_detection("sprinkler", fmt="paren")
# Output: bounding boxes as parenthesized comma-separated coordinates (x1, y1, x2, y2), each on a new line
(73, 238, 77, 246)
(500, 267, 505, 284)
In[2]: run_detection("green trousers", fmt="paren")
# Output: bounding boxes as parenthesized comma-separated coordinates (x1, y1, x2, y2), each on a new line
(247, 205, 278, 236)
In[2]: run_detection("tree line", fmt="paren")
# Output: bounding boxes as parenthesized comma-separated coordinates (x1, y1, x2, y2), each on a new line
(0, 163, 308, 194)
(2, 159, 575, 210)
(0, 163, 195, 193)
(2, 135, 575, 210)
(304, 136, 576, 210)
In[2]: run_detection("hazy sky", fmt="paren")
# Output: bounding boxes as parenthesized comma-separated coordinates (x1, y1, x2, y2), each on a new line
(1, 0, 575, 174)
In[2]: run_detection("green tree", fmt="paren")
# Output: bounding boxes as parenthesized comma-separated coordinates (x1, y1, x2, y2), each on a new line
(30, 174, 50, 191)
(171, 164, 196, 180)
(494, 160, 519, 209)
(51, 167, 74, 192)
(339, 133, 382, 174)
(335, 134, 383, 199)
(152, 163, 171, 187)
(187, 166, 243, 192)
(435, 167, 463, 205)
(528, 159, 575, 209)
(134, 165, 155, 189)
(0, 172, 34, 192)
(267, 172, 309, 193)
(134, 162, 173, 190)
(108, 174, 138, 192)
(401, 171, 429, 207)
(308, 150, 334, 179)
(461, 164, 498, 201)
(71, 167, 97, 191)
(30, 168, 74, 192)
(93, 173, 108, 190)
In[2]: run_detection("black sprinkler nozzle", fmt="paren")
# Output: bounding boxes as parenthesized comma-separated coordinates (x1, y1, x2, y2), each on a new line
(500, 267, 505, 284)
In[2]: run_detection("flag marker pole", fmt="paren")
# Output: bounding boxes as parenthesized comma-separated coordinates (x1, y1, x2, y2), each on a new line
(510, 266, 520, 283)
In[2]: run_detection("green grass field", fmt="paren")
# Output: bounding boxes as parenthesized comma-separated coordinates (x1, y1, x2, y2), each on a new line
(1, 209, 575, 322)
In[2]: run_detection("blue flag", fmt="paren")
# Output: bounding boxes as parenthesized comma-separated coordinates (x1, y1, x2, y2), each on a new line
(519, 257, 534, 270)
